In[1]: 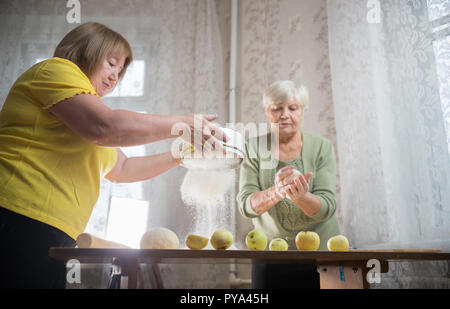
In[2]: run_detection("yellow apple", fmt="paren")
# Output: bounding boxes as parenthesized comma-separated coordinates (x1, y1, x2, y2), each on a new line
(185, 234, 209, 250)
(327, 235, 349, 251)
(295, 231, 320, 251)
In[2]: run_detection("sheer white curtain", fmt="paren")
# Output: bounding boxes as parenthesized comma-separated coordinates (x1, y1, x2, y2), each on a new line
(328, 0, 450, 287)
(328, 0, 450, 249)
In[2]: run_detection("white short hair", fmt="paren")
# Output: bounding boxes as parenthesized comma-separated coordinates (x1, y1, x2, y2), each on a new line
(262, 80, 309, 110)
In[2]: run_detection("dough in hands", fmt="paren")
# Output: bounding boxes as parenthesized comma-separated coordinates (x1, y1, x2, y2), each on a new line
(284, 169, 302, 200)
(284, 169, 302, 183)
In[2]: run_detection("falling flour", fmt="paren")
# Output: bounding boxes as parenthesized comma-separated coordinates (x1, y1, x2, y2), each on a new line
(180, 168, 235, 240)
(180, 169, 236, 208)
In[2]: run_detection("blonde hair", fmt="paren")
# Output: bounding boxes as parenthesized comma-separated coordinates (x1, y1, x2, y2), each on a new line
(263, 80, 309, 110)
(53, 22, 133, 80)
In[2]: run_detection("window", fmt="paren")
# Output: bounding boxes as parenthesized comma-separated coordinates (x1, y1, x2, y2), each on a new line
(105, 196, 149, 248)
(85, 144, 147, 240)
(105, 144, 148, 247)
(106, 60, 145, 98)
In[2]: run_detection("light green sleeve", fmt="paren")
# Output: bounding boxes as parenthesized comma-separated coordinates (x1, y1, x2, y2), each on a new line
(236, 140, 261, 219)
(309, 140, 337, 223)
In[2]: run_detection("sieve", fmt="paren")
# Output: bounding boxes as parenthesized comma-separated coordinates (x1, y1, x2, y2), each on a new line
(180, 127, 245, 170)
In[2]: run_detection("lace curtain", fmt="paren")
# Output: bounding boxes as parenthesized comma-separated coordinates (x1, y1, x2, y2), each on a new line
(327, 0, 450, 249)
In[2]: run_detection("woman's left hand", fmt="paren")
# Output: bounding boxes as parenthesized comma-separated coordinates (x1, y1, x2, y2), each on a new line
(286, 172, 313, 201)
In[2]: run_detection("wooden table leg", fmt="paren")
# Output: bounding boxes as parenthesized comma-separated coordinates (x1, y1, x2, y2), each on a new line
(146, 263, 164, 289)
(151, 264, 164, 289)
(146, 264, 158, 288)
(115, 258, 138, 289)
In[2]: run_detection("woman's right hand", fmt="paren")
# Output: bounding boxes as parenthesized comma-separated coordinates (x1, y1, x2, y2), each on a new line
(178, 113, 228, 154)
(273, 166, 295, 199)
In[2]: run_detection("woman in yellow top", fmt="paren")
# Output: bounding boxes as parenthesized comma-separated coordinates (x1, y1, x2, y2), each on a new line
(0, 22, 226, 288)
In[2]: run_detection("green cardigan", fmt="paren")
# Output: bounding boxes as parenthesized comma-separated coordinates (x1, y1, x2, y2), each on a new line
(236, 131, 340, 250)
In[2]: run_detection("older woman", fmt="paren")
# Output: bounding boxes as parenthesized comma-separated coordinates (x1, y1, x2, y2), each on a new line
(237, 80, 340, 289)
(0, 22, 225, 288)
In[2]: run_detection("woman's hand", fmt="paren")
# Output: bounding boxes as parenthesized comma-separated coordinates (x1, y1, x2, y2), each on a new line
(286, 171, 313, 202)
(273, 166, 296, 199)
(177, 114, 228, 154)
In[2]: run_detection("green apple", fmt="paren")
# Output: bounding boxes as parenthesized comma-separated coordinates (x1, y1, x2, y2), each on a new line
(210, 230, 233, 250)
(245, 229, 268, 250)
(269, 238, 289, 251)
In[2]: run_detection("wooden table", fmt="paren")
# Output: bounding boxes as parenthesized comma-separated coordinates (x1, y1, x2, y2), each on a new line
(49, 248, 450, 289)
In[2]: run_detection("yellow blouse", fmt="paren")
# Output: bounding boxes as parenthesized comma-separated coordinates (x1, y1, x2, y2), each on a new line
(0, 57, 117, 240)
